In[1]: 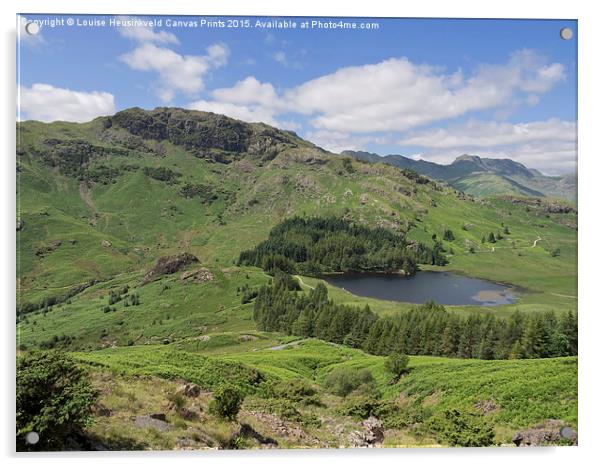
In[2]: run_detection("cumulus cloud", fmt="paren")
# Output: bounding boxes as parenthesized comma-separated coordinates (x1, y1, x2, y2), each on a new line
(305, 130, 390, 154)
(284, 50, 565, 133)
(120, 42, 229, 102)
(187, 99, 280, 126)
(116, 16, 179, 44)
(199, 49, 565, 135)
(18, 83, 115, 122)
(397, 119, 576, 175)
(211, 77, 281, 108)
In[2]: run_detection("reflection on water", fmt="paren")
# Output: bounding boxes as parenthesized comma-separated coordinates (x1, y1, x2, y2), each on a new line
(322, 271, 516, 306)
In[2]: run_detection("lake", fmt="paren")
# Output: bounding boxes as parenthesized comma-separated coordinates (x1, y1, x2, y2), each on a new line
(322, 271, 516, 306)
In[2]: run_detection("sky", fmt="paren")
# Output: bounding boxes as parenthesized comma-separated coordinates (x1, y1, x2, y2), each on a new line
(17, 15, 577, 175)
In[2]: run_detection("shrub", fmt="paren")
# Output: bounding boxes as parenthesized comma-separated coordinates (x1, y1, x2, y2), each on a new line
(443, 229, 455, 241)
(209, 384, 244, 420)
(338, 395, 388, 419)
(323, 367, 376, 397)
(17, 351, 98, 450)
(427, 408, 495, 447)
(384, 353, 410, 378)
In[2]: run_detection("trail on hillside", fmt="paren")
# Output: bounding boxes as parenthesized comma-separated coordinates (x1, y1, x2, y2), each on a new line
(294, 275, 315, 290)
(266, 338, 311, 351)
(79, 181, 98, 214)
(550, 292, 577, 299)
(532, 236, 542, 248)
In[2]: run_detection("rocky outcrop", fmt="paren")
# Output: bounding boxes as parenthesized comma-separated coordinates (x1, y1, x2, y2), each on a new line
(512, 419, 577, 446)
(143, 253, 199, 284)
(176, 383, 202, 398)
(347, 416, 384, 447)
(35, 239, 62, 256)
(133, 414, 172, 432)
(180, 268, 214, 283)
(110, 107, 300, 164)
(474, 399, 498, 415)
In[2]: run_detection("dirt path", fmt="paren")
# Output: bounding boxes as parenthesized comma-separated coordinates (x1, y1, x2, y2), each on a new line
(294, 275, 315, 290)
(79, 181, 97, 213)
(550, 292, 577, 299)
(266, 338, 311, 351)
(532, 236, 542, 248)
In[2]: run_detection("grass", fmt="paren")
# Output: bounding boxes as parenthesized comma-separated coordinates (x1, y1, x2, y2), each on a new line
(73, 339, 577, 446)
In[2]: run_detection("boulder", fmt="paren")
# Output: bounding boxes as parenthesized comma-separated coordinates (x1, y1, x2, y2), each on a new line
(134, 414, 172, 432)
(143, 253, 199, 284)
(512, 419, 576, 447)
(348, 416, 384, 447)
(180, 267, 214, 283)
(150, 413, 167, 421)
(177, 383, 202, 398)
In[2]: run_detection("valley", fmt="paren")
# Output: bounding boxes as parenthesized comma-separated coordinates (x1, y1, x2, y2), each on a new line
(16, 107, 578, 450)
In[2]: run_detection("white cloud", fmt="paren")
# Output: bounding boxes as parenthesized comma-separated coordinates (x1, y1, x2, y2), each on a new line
(397, 119, 576, 175)
(398, 119, 575, 149)
(211, 77, 281, 108)
(18, 83, 115, 122)
(120, 42, 229, 102)
(187, 100, 279, 126)
(283, 50, 565, 133)
(199, 49, 565, 135)
(116, 16, 179, 44)
(304, 130, 388, 154)
(274, 51, 287, 64)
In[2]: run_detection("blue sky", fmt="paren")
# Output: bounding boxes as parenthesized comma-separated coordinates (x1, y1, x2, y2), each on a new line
(17, 15, 577, 174)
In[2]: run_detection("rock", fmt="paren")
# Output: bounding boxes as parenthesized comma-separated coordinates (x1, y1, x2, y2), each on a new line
(180, 267, 214, 283)
(150, 412, 167, 421)
(475, 399, 498, 415)
(143, 253, 199, 284)
(177, 383, 202, 398)
(92, 403, 112, 417)
(348, 416, 384, 447)
(101, 239, 112, 248)
(178, 407, 198, 421)
(512, 419, 575, 447)
(134, 414, 172, 432)
(35, 239, 62, 256)
(362, 416, 384, 444)
(239, 334, 258, 342)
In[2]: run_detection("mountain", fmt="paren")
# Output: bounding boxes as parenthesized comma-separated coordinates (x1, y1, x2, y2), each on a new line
(16, 108, 577, 449)
(343, 150, 576, 201)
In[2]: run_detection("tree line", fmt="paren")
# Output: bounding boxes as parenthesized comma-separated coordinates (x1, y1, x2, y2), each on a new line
(238, 216, 447, 277)
(253, 274, 577, 360)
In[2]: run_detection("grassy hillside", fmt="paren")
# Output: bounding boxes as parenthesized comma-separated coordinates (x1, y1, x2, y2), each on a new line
(71, 340, 576, 449)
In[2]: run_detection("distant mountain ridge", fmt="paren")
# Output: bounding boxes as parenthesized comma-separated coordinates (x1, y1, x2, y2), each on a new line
(343, 150, 576, 201)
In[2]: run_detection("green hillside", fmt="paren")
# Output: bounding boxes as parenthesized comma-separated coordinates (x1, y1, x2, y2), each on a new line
(70, 340, 576, 449)
(16, 108, 578, 449)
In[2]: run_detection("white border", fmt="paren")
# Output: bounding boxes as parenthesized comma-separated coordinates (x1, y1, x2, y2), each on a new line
(3, 1, 601, 465)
